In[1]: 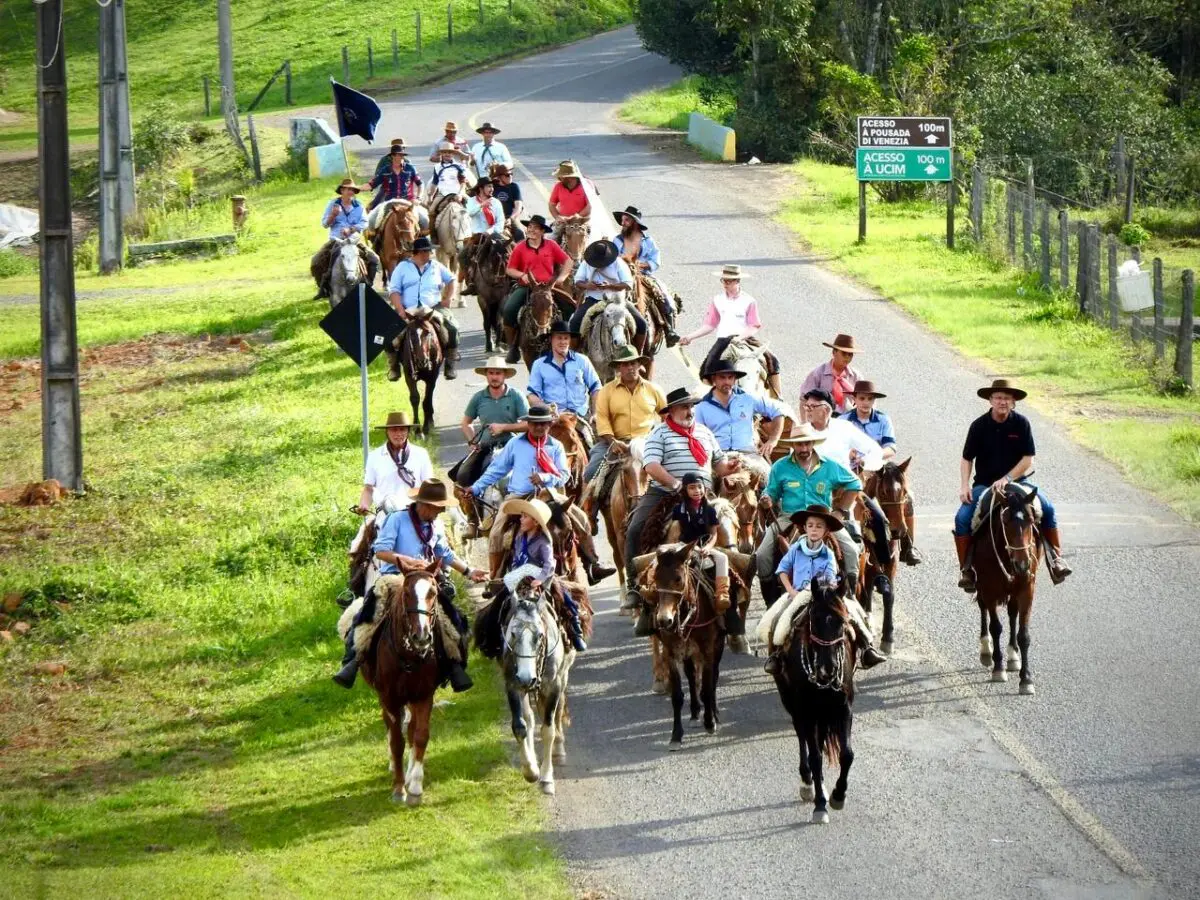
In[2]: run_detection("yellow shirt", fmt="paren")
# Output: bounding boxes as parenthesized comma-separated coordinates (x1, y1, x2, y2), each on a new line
(595, 377, 666, 440)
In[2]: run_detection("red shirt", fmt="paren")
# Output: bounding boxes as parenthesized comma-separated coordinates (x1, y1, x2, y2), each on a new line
(507, 238, 570, 282)
(549, 181, 588, 217)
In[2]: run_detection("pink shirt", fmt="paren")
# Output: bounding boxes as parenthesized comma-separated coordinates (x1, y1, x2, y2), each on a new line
(702, 291, 762, 337)
(799, 360, 860, 413)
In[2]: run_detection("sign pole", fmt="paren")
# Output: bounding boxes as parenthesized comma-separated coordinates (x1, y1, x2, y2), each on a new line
(947, 153, 957, 249)
(857, 182, 867, 243)
(359, 282, 370, 469)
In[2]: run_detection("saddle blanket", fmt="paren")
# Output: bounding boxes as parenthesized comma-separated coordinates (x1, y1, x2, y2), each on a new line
(970, 482, 1043, 535)
(337, 574, 463, 664)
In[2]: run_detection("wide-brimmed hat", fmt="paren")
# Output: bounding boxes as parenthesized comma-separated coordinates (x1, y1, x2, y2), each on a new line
(443, 120, 459, 132)
(790, 504, 844, 532)
(372, 410, 414, 430)
(851, 380, 886, 399)
(822, 333, 860, 353)
(613, 205, 647, 231)
(467, 176, 493, 196)
(409, 477, 458, 509)
(554, 160, 582, 180)
(658, 387, 702, 415)
(779, 422, 827, 445)
(521, 214, 553, 233)
(583, 240, 619, 269)
(388, 136, 405, 147)
(499, 497, 552, 542)
(436, 141, 467, 158)
(411, 236, 434, 254)
(475, 121, 501, 135)
(611, 345, 649, 366)
(714, 264, 748, 280)
(547, 320, 574, 336)
(489, 162, 513, 176)
(702, 359, 747, 382)
(978, 378, 1027, 401)
(334, 178, 363, 194)
(473, 355, 517, 377)
(522, 405, 555, 423)
(389, 142, 407, 155)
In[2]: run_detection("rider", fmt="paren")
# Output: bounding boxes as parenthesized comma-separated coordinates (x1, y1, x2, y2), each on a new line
(469, 122, 512, 175)
(501, 214, 575, 365)
(509, 497, 588, 652)
(333, 478, 487, 691)
(668, 472, 733, 614)
(841, 380, 923, 566)
(611, 205, 680, 347)
(428, 120, 470, 163)
(429, 142, 469, 206)
(472, 405, 617, 587)
(313, 179, 380, 297)
(568, 241, 644, 351)
(366, 141, 421, 210)
(490, 163, 525, 242)
(459, 175, 506, 291)
(799, 334, 862, 417)
(387, 235, 461, 380)
(954, 379, 1072, 590)
(800, 389, 884, 474)
(454, 356, 528, 535)
(679, 264, 782, 396)
(548, 159, 591, 227)
(692, 359, 791, 483)
(353, 410, 434, 519)
(526, 321, 602, 448)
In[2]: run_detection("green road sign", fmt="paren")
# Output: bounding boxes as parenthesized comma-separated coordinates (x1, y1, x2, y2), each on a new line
(856, 147, 952, 182)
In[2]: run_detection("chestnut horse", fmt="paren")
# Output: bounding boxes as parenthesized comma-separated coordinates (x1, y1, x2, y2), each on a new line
(597, 451, 642, 595)
(473, 233, 510, 354)
(379, 202, 420, 281)
(859, 459, 914, 653)
(517, 282, 567, 370)
(854, 495, 896, 654)
(557, 216, 589, 265)
(549, 412, 588, 508)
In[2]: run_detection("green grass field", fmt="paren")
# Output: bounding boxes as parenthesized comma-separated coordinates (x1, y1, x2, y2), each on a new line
(617, 75, 734, 131)
(0, 173, 568, 897)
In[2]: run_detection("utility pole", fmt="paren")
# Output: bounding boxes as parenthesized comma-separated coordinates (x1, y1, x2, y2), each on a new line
(114, 0, 136, 218)
(97, 0, 122, 273)
(217, 0, 251, 163)
(36, 0, 85, 492)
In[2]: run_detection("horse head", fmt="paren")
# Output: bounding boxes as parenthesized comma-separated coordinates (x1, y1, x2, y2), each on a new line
(527, 282, 557, 334)
(868, 457, 912, 535)
(334, 238, 360, 280)
(504, 565, 550, 690)
(405, 306, 442, 373)
(600, 301, 633, 348)
(394, 557, 442, 655)
(651, 540, 699, 631)
(996, 483, 1039, 578)
(803, 578, 852, 687)
(559, 217, 589, 261)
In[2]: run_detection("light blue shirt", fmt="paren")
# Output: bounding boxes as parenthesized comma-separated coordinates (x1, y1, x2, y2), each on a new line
(323, 198, 366, 240)
(694, 388, 789, 452)
(470, 140, 513, 174)
(372, 508, 458, 574)
(612, 232, 661, 274)
(473, 434, 570, 496)
(388, 258, 455, 311)
(775, 539, 839, 589)
(527, 351, 601, 416)
(466, 196, 506, 235)
(840, 407, 897, 449)
(574, 259, 634, 302)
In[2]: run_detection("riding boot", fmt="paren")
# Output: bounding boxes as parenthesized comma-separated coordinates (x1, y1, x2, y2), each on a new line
(954, 535, 977, 593)
(385, 348, 402, 382)
(764, 650, 783, 676)
(578, 534, 617, 585)
(899, 533, 923, 566)
(444, 356, 457, 380)
(714, 575, 731, 614)
(620, 587, 643, 612)
(568, 614, 588, 652)
(331, 629, 360, 688)
(504, 326, 521, 365)
(1041, 527, 1073, 585)
(859, 639, 888, 670)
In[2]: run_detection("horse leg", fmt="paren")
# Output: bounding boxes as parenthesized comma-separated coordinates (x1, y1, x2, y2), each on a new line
(517, 692, 540, 783)
(422, 373, 437, 437)
(553, 689, 568, 764)
(791, 715, 815, 802)
(684, 657, 701, 725)
(650, 636, 669, 694)
(405, 371, 422, 433)
(978, 602, 991, 668)
(989, 604, 1007, 682)
(404, 696, 432, 807)
(667, 657, 685, 750)
(538, 686, 561, 795)
(1017, 596, 1035, 695)
(701, 656, 718, 734)
(880, 564, 896, 655)
(859, 560, 875, 615)
(1006, 600, 1021, 672)
(808, 730, 829, 824)
(829, 710, 854, 811)
(385, 702, 408, 804)
(478, 295, 494, 353)
(507, 688, 528, 740)
(711, 636, 724, 724)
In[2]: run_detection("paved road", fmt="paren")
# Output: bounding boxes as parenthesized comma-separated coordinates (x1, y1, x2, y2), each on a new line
(347, 28, 1198, 900)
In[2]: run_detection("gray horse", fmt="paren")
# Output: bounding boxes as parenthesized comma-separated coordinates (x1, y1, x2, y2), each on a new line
(328, 237, 366, 310)
(583, 298, 640, 383)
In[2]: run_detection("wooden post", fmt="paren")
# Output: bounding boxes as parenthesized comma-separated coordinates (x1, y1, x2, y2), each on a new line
(1175, 270, 1194, 387)
(1107, 235, 1119, 329)
(448, 3, 454, 44)
(1124, 154, 1136, 225)
(1059, 209, 1070, 290)
(1005, 183, 1016, 264)
(342, 46, 350, 84)
(478, 0, 485, 24)
(857, 181, 867, 243)
(1023, 161, 1035, 270)
(367, 38, 374, 78)
(946, 158, 956, 250)
(284, 60, 292, 105)
(203, 75, 211, 117)
(1113, 134, 1127, 201)
(1039, 204, 1051, 289)
(1153, 258, 1165, 361)
(392, 29, 399, 68)
(1088, 225, 1103, 321)
(969, 165, 984, 240)
(247, 113, 262, 183)
(1075, 222, 1088, 314)
(1131, 315, 1142, 342)
(416, 10, 423, 56)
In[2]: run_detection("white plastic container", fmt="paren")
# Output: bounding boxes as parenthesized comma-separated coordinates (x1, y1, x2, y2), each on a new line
(1117, 271, 1153, 312)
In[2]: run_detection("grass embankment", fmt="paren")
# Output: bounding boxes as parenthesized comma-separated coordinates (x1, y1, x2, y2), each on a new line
(0, 0, 631, 143)
(617, 75, 734, 131)
(0, 175, 567, 897)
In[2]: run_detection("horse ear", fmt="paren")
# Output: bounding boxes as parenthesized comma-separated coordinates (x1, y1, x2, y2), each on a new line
(431, 557, 443, 574)
(1026, 485, 1038, 501)
(898, 456, 912, 473)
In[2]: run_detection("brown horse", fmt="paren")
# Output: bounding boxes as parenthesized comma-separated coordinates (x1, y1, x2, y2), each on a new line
(518, 282, 574, 370)
(379, 203, 420, 281)
(398, 308, 443, 435)
(716, 469, 761, 553)
(549, 412, 588, 508)
(854, 495, 896, 653)
(971, 484, 1042, 695)
(356, 562, 444, 805)
(557, 216, 589, 265)
(596, 451, 642, 596)
(473, 233, 510, 354)
(860, 459, 914, 652)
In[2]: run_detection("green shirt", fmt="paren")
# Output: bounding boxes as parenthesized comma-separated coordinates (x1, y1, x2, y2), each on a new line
(465, 386, 529, 449)
(765, 453, 861, 515)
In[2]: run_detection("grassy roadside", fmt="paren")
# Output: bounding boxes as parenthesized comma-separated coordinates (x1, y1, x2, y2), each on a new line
(616, 75, 734, 131)
(0, 176, 567, 897)
(619, 84, 1200, 522)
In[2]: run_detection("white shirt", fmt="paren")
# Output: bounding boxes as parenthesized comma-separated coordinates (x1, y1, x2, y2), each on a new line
(574, 259, 635, 301)
(431, 161, 466, 197)
(709, 291, 760, 338)
(813, 417, 883, 472)
(363, 441, 434, 508)
(470, 140, 512, 174)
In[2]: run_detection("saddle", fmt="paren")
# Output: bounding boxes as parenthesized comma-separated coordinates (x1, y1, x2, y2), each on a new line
(969, 483, 1043, 536)
(336, 573, 462, 666)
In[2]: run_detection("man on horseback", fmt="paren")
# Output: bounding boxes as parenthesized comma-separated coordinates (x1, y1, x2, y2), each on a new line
(428, 142, 470, 207)
(490, 164, 525, 242)
(501, 215, 574, 365)
(454, 356, 528, 535)
(471, 406, 617, 587)
(693, 360, 790, 482)
(679, 264, 782, 396)
(568, 241, 644, 350)
(459, 176, 506, 294)
(611, 205, 680, 347)
(353, 410, 434, 523)
(469, 122, 512, 175)
(954, 379, 1071, 591)
(312, 179, 380, 299)
(527, 321, 602, 448)
(800, 334, 862, 417)
(367, 141, 422, 209)
(548, 159, 591, 226)
(800, 389, 884, 474)
(333, 478, 487, 692)
(427, 120, 470, 162)
(387, 236, 461, 380)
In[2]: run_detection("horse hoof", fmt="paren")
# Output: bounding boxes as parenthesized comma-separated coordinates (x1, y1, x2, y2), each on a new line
(829, 794, 845, 811)
(391, 789, 406, 804)
(704, 721, 716, 735)
(405, 791, 423, 807)
(1007, 654, 1021, 672)
(539, 780, 556, 796)
(1019, 682, 1036, 696)
(522, 768, 539, 783)
(800, 784, 815, 802)
(689, 716, 702, 729)
(880, 640, 894, 655)
(651, 678, 668, 695)
(668, 740, 683, 753)
(553, 750, 567, 764)
(812, 809, 830, 825)
(991, 670, 1009, 683)
(979, 652, 993, 668)
(513, 723, 527, 741)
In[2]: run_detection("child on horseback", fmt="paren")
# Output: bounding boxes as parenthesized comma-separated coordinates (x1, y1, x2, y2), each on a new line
(668, 473, 731, 613)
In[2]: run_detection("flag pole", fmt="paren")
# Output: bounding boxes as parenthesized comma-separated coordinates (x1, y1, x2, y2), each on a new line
(358, 282, 370, 469)
(340, 137, 353, 179)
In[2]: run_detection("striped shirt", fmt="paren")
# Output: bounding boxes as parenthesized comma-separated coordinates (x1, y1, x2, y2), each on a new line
(643, 421, 724, 489)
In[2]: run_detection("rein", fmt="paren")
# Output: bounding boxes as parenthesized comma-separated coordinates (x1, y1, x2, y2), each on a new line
(388, 579, 439, 660)
(798, 612, 850, 692)
(986, 490, 1037, 584)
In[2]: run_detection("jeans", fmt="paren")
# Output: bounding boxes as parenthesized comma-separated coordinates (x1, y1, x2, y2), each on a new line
(953, 480, 1057, 536)
(568, 296, 647, 342)
(501, 286, 574, 328)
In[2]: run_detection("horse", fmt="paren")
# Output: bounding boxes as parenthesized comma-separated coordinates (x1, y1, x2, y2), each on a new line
(595, 449, 643, 596)
(376, 200, 421, 281)
(548, 412, 588, 508)
(472, 233, 510, 354)
(715, 468, 761, 553)
(430, 195, 472, 278)
(398, 306, 443, 435)
(517, 281, 563, 370)
(344, 563, 444, 805)
(860, 458, 915, 653)
(501, 564, 577, 795)
(582, 298, 642, 383)
(557, 215, 590, 265)
(328, 237, 368, 310)
(721, 338, 780, 399)
(772, 578, 857, 824)
(971, 483, 1042, 695)
(629, 274, 668, 361)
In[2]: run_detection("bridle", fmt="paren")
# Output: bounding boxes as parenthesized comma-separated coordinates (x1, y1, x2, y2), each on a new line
(987, 489, 1038, 584)
(654, 559, 716, 638)
(390, 574, 439, 659)
(798, 602, 851, 691)
(503, 595, 560, 688)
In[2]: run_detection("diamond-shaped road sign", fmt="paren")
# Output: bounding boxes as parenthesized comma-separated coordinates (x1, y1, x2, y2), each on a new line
(319, 284, 404, 366)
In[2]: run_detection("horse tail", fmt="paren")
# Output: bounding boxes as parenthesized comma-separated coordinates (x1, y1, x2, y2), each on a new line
(819, 720, 843, 767)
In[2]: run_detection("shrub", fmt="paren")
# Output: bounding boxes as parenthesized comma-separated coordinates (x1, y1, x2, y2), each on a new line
(1119, 222, 1151, 247)
(133, 100, 190, 173)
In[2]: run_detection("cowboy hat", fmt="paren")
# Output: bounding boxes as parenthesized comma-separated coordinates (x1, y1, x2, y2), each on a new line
(978, 378, 1027, 401)
(554, 160, 582, 180)
(372, 410, 414, 430)
(613, 205, 648, 230)
(789, 503, 844, 532)
(547, 320, 575, 336)
(498, 496, 553, 543)
(658, 387, 702, 415)
(702, 359, 747, 382)
(443, 120, 459, 131)
(822, 333, 861, 353)
(610, 344, 649, 366)
(473, 355, 517, 377)
(409, 477, 459, 509)
(334, 178, 363, 194)
(411, 236, 434, 254)
(489, 162, 513, 176)
(779, 422, 827, 444)
(583, 240, 619, 270)
(713, 264, 748, 280)
(389, 143, 408, 155)
(475, 121, 501, 135)
(388, 136, 406, 146)
(521, 405, 555, 423)
(467, 176, 493, 195)
(436, 141, 468, 159)
(520, 214, 553, 233)
(851, 379, 886, 399)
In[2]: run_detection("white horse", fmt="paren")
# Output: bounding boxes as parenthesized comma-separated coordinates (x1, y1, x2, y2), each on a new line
(502, 564, 575, 795)
(583, 298, 639, 383)
(722, 337, 777, 398)
(329, 237, 366, 310)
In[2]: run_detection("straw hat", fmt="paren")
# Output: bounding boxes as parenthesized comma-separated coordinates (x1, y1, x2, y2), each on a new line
(851, 380, 886, 399)
(713, 264, 748, 280)
(978, 378, 1027, 401)
(443, 120, 459, 132)
(610, 345, 649, 366)
(408, 477, 458, 508)
(436, 141, 467, 159)
(779, 422, 827, 445)
(334, 178, 363, 194)
(372, 410, 414, 430)
(498, 497, 553, 543)
(554, 160, 582, 180)
(822, 333, 861, 353)
(473, 356, 517, 377)
(789, 504, 844, 532)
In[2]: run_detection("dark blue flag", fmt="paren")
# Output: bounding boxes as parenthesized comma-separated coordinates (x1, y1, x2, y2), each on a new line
(330, 78, 382, 143)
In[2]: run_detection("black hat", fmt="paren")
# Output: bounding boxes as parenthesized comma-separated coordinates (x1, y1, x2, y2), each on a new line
(521, 213, 553, 233)
(468, 176, 493, 195)
(613, 205, 647, 231)
(803, 388, 835, 409)
(475, 121, 502, 135)
(680, 472, 704, 487)
(583, 239, 619, 269)
(411, 236, 434, 254)
(548, 320, 574, 336)
(521, 405, 555, 423)
(658, 387, 701, 414)
(702, 359, 747, 382)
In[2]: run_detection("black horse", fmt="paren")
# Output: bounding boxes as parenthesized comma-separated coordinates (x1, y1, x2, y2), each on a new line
(772, 579, 856, 824)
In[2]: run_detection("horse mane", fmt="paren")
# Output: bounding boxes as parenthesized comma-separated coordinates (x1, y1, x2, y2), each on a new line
(859, 496, 894, 566)
(349, 518, 380, 596)
(637, 492, 678, 554)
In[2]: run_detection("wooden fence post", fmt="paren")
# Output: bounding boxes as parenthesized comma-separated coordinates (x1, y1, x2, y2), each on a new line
(1023, 162, 1035, 270)
(1124, 154, 1136, 225)
(1058, 209, 1070, 290)
(1107, 235, 1119, 329)
(1131, 315, 1142, 342)
(857, 182, 867, 243)
(392, 29, 399, 68)
(448, 3, 454, 44)
(478, 0, 485, 24)
(247, 113, 263, 182)
(1153, 258, 1165, 361)
(1039, 204, 1051, 290)
(203, 75, 211, 116)
(1006, 184, 1017, 264)
(416, 10, 423, 56)
(1113, 134, 1127, 201)
(1075, 222, 1089, 314)
(284, 60, 292, 105)
(342, 46, 350, 84)
(1175, 270, 1194, 387)
(509, 0, 514, 14)
(367, 37, 374, 78)
(1088, 225, 1103, 321)
(970, 165, 984, 239)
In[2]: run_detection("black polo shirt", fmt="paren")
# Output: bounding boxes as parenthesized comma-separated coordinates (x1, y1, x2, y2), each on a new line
(963, 410, 1036, 486)
(493, 181, 522, 218)
(671, 499, 719, 543)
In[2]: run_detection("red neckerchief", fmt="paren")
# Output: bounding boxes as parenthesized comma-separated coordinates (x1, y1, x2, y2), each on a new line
(529, 434, 562, 476)
(386, 441, 418, 487)
(665, 418, 709, 466)
(482, 201, 496, 227)
(831, 366, 854, 409)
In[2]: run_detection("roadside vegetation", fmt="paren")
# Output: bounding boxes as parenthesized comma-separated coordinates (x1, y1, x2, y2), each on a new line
(618, 74, 735, 131)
